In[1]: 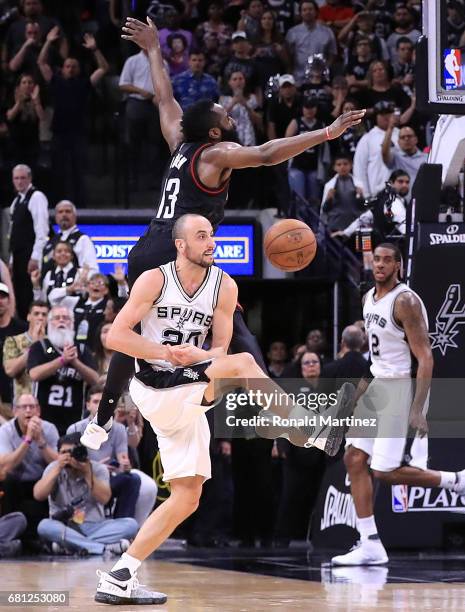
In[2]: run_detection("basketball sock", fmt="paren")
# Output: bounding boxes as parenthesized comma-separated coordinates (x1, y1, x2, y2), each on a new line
(96, 351, 135, 427)
(439, 471, 458, 489)
(110, 552, 141, 578)
(356, 515, 378, 541)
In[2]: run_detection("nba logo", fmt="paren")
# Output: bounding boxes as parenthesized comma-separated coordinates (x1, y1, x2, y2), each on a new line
(392, 484, 408, 513)
(444, 49, 462, 90)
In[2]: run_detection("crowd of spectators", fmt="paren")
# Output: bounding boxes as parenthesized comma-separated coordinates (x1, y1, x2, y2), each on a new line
(0, 0, 444, 555)
(0, 1, 433, 219)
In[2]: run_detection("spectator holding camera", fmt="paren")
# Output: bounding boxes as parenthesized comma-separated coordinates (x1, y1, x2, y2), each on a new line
(69, 385, 156, 526)
(0, 394, 58, 537)
(28, 305, 99, 435)
(332, 169, 411, 245)
(34, 432, 138, 555)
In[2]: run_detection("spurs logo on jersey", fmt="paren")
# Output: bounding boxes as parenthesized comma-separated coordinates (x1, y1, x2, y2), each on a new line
(363, 283, 428, 378)
(141, 261, 223, 371)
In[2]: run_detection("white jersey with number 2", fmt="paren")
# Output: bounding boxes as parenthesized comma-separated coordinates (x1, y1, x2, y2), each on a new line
(363, 282, 428, 378)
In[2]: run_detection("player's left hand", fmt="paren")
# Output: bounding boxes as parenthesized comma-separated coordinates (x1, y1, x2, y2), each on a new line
(170, 344, 207, 365)
(409, 411, 428, 437)
(121, 17, 158, 51)
(328, 109, 366, 139)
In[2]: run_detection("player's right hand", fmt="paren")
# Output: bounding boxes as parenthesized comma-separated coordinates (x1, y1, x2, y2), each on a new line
(328, 109, 366, 139)
(170, 344, 208, 366)
(409, 411, 428, 437)
(121, 17, 159, 50)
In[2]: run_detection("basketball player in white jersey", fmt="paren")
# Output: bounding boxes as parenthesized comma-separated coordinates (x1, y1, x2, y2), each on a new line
(94, 213, 352, 604)
(331, 243, 465, 566)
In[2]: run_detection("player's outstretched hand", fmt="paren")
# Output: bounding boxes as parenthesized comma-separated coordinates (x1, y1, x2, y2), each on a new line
(409, 411, 429, 438)
(121, 16, 158, 50)
(328, 109, 366, 140)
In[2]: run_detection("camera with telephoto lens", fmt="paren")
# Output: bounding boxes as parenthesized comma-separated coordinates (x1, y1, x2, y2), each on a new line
(70, 443, 88, 463)
(363, 182, 397, 212)
(51, 495, 85, 523)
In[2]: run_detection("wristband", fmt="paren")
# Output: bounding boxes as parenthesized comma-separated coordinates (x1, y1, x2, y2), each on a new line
(23, 436, 32, 446)
(325, 126, 332, 140)
(59, 355, 65, 366)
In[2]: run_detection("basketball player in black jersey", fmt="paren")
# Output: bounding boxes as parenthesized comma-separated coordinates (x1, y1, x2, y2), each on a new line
(81, 16, 365, 449)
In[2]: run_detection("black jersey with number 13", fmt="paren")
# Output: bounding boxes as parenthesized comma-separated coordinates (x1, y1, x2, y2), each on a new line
(151, 142, 230, 231)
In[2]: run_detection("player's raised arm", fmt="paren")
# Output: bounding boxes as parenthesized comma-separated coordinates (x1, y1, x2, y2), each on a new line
(394, 291, 434, 436)
(202, 110, 366, 170)
(107, 269, 174, 362)
(122, 17, 183, 152)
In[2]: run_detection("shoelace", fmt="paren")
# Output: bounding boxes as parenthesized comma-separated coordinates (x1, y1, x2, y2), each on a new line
(96, 570, 144, 591)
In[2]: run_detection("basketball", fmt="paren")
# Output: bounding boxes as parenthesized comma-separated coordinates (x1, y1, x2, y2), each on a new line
(264, 219, 317, 272)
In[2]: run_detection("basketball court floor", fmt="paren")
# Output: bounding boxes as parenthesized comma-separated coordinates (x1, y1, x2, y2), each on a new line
(2, 547, 465, 611)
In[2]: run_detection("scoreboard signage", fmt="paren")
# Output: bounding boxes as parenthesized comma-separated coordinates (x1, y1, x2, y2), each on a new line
(73, 223, 257, 276)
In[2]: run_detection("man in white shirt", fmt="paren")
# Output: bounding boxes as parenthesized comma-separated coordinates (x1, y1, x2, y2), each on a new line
(9, 164, 49, 320)
(332, 169, 410, 242)
(353, 102, 399, 198)
(119, 49, 165, 189)
(381, 123, 427, 194)
(42, 200, 99, 275)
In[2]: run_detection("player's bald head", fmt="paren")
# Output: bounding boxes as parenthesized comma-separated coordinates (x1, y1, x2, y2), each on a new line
(172, 214, 212, 241)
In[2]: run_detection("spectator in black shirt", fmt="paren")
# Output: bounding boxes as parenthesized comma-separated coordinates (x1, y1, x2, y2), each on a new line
(355, 60, 411, 120)
(266, 341, 288, 378)
(285, 97, 328, 207)
(0, 284, 27, 409)
(252, 9, 289, 91)
(28, 305, 99, 434)
(6, 73, 44, 169)
(322, 325, 368, 380)
(3, 0, 61, 59)
(392, 37, 414, 95)
(37, 29, 109, 207)
(267, 74, 301, 215)
(345, 36, 373, 93)
(223, 31, 260, 102)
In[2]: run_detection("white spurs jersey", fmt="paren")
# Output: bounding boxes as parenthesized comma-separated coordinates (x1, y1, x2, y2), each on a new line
(141, 261, 223, 371)
(363, 283, 428, 378)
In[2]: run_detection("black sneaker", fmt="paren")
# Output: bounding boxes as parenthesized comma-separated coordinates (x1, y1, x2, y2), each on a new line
(0, 540, 22, 558)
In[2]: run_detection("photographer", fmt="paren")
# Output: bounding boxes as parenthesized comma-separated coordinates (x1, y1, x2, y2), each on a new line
(68, 385, 157, 526)
(331, 169, 410, 248)
(34, 433, 138, 555)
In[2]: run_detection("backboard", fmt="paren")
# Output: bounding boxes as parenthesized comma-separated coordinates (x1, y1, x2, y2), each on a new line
(416, 0, 465, 114)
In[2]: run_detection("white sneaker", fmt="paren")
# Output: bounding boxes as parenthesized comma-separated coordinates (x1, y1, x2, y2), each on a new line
(331, 537, 388, 566)
(453, 469, 465, 494)
(95, 569, 167, 605)
(103, 539, 130, 556)
(80, 418, 112, 450)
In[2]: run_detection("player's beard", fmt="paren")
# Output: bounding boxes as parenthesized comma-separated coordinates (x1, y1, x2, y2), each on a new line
(47, 325, 75, 349)
(185, 245, 214, 268)
(220, 126, 239, 143)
